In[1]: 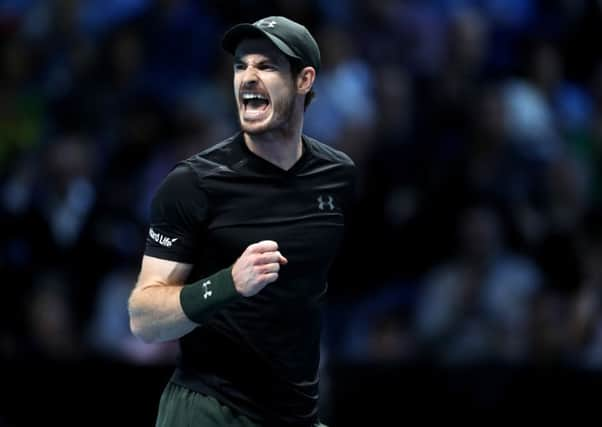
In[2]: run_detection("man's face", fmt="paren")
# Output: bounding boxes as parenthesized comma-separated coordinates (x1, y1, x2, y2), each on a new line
(233, 38, 298, 135)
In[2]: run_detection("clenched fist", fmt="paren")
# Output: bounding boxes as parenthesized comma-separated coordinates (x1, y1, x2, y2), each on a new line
(231, 240, 288, 297)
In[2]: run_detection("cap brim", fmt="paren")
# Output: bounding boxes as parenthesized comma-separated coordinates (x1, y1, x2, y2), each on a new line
(222, 23, 301, 62)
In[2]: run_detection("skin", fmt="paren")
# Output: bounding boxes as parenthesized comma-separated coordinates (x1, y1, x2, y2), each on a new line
(128, 37, 315, 343)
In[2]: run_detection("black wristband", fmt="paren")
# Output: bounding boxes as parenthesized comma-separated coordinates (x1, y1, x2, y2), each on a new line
(180, 266, 240, 324)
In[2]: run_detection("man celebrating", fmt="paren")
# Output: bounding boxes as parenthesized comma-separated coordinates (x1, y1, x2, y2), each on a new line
(128, 16, 356, 427)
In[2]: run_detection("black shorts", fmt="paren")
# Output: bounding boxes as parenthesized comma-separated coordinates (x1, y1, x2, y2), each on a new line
(155, 382, 328, 427)
(156, 382, 258, 427)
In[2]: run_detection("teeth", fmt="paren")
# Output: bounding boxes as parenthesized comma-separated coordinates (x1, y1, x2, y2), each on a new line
(242, 93, 268, 101)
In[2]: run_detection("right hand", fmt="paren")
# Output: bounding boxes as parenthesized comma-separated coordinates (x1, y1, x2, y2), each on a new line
(231, 240, 288, 297)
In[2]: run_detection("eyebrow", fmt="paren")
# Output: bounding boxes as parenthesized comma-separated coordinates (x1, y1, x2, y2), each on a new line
(233, 57, 279, 67)
(234, 54, 269, 62)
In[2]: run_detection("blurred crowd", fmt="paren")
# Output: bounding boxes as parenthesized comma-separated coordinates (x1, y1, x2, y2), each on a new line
(2, 0, 602, 374)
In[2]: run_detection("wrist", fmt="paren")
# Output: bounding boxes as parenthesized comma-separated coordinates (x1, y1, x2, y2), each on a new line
(180, 266, 240, 324)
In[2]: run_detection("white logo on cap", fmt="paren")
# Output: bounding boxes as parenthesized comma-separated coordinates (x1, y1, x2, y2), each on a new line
(258, 19, 277, 28)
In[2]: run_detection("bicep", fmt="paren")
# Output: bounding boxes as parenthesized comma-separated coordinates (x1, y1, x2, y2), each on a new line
(135, 255, 194, 289)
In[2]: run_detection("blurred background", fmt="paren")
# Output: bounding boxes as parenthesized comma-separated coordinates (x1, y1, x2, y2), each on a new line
(3, 0, 602, 424)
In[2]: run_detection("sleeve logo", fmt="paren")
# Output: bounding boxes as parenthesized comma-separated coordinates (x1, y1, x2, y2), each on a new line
(149, 228, 179, 248)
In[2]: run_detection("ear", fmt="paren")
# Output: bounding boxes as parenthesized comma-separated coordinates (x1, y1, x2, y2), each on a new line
(296, 66, 316, 95)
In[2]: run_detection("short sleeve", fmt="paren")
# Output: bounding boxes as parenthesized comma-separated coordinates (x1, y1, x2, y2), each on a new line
(144, 163, 209, 263)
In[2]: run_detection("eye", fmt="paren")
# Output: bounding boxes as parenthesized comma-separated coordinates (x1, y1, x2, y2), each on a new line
(234, 63, 246, 71)
(259, 63, 276, 71)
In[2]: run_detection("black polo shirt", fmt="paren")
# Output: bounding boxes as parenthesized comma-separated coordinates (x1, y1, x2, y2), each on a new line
(144, 132, 356, 426)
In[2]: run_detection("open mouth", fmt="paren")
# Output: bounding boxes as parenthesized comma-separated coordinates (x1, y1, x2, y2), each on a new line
(241, 92, 271, 119)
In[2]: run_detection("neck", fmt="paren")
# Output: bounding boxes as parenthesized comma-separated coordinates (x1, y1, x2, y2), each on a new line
(243, 117, 304, 171)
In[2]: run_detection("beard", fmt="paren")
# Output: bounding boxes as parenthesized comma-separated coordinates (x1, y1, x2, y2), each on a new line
(239, 91, 297, 136)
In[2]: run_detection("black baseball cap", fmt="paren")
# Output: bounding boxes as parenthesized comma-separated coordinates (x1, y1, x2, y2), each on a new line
(222, 16, 321, 73)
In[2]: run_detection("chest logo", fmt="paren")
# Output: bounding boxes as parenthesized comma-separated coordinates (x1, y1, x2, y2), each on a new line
(202, 280, 212, 299)
(318, 195, 335, 211)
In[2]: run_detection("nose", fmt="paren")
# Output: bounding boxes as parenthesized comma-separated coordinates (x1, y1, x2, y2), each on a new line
(240, 67, 259, 88)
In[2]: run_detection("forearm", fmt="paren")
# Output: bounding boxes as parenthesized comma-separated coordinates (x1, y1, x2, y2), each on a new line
(128, 284, 197, 343)
(128, 243, 284, 343)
